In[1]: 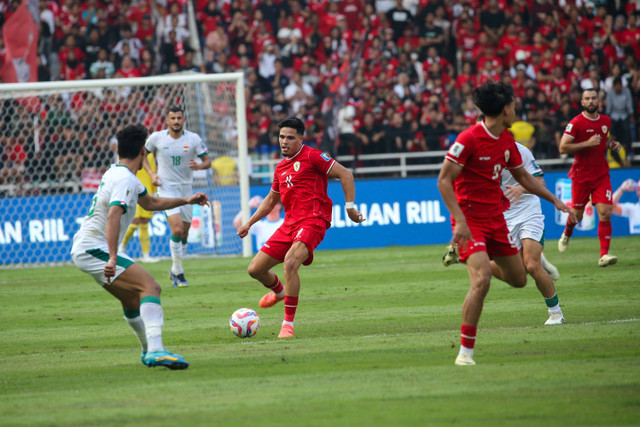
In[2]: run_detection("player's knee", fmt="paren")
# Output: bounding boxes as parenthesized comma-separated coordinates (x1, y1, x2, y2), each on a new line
(524, 259, 541, 275)
(247, 261, 265, 280)
(470, 270, 492, 295)
(508, 271, 527, 288)
(141, 279, 161, 296)
(282, 257, 302, 277)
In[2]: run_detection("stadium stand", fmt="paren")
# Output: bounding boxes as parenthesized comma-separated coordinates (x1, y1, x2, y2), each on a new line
(0, 0, 638, 191)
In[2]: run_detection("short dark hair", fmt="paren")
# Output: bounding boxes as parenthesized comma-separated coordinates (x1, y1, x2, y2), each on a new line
(472, 81, 514, 117)
(582, 87, 598, 96)
(167, 104, 184, 115)
(613, 77, 623, 86)
(116, 124, 148, 159)
(278, 117, 305, 136)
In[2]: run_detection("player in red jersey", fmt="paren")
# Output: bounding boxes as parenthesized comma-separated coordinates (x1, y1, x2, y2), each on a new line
(237, 117, 365, 338)
(558, 88, 622, 267)
(438, 82, 574, 366)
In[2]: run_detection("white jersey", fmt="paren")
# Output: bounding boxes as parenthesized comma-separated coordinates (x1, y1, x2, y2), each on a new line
(616, 202, 640, 234)
(145, 129, 208, 186)
(71, 165, 147, 254)
(501, 142, 543, 223)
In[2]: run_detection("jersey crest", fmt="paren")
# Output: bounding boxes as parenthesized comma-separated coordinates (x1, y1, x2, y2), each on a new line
(505, 149, 510, 163)
(293, 161, 300, 172)
(602, 125, 608, 134)
(182, 145, 189, 152)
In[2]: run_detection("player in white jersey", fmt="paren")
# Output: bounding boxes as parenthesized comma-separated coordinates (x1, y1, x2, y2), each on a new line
(143, 104, 212, 288)
(490, 142, 565, 325)
(71, 124, 209, 369)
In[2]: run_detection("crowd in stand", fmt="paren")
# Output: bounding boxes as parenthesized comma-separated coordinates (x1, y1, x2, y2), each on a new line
(1, 0, 639, 192)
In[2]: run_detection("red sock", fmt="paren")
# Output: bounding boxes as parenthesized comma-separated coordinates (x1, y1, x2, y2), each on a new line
(461, 324, 477, 349)
(283, 296, 298, 323)
(565, 216, 577, 238)
(265, 274, 284, 295)
(598, 220, 612, 257)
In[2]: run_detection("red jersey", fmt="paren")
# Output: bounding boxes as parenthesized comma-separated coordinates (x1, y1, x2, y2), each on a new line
(563, 112, 612, 181)
(445, 121, 523, 217)
(271, 145, 336, 229)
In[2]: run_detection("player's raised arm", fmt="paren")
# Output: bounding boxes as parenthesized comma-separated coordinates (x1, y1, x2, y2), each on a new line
(510, 166, 576, 223)
(328, 161, 365, 223)
(137, 192, 209, 212)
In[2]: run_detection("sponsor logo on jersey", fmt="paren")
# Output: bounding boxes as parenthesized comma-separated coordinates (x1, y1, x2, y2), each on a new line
(293, 161, 300, 172)
(505, 149, 510, 163)
(479, 156, 490, 161)
(586, 129, 594, 132)
(565, 124, 573, 132)
(320, 153, 331, 162)
(602, 125, 608, 134)
(449, 142, 464, 157)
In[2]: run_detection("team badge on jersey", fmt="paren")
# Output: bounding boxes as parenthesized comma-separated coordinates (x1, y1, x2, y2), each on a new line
(182, 145, 189, 152)
(505, 149, 510, 163)
(293, 161, 300, 171)
(602, 126, 608, 134)
(449, 142, 464, 157)
(320, 153, 331, 162)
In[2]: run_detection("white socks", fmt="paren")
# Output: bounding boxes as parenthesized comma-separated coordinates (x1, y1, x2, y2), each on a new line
(124, 315, 147, 353)
(170, 239, 183, 275)
(141, 299, 164, 353)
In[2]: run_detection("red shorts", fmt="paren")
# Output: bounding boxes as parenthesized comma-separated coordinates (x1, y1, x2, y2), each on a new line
(571, 176, 612, 209)
(452, 214, 519, 262)
(260, 219, 327, 266)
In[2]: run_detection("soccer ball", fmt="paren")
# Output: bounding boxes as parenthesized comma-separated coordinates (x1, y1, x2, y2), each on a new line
(229, 308, 260, 338)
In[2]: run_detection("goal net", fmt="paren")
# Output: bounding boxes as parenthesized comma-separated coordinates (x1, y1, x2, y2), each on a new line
(0, 72, 251, 267)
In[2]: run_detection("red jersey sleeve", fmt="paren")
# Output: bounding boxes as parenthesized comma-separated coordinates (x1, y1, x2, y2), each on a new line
(505, 138, 523, 169)
(271, 171, 280, 193)
(563, 117, 578, 139)
(445, 130, 475, 166)
(309, 149, 336, 174)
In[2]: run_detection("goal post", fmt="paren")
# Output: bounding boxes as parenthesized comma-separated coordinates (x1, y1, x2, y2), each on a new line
(0, 72, 252, 267)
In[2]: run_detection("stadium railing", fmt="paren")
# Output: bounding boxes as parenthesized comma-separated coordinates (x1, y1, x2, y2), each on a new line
(250, 144, 640, 182)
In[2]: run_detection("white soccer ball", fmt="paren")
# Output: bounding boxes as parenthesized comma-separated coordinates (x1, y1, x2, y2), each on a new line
(229, 308, 260, 338)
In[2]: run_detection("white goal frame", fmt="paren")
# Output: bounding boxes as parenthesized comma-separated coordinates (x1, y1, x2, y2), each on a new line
(0, 72, 253, 258)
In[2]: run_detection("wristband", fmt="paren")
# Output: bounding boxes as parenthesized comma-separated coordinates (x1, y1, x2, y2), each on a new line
(345, 202, 355, 210)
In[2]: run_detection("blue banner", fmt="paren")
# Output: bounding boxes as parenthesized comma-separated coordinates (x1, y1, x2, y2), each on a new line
(1, 169, 639, 264)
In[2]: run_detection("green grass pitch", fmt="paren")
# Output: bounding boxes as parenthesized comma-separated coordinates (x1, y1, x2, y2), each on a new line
(1, 237, 639, 426)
